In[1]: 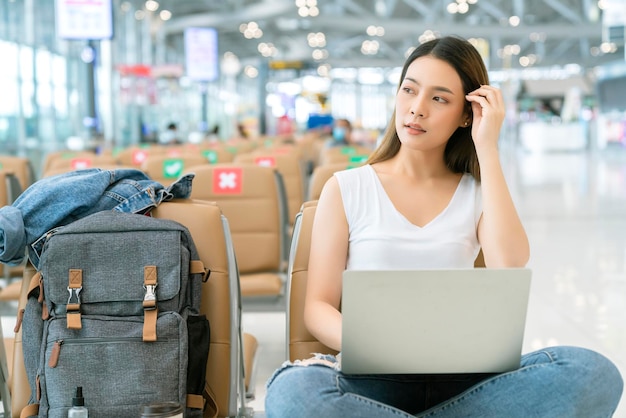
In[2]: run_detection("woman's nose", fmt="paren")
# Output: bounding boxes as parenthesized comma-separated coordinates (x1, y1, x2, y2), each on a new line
(409, 96, 426, 118)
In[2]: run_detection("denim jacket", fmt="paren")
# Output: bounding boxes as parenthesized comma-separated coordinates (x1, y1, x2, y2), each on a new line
(0, 168, 194, 269)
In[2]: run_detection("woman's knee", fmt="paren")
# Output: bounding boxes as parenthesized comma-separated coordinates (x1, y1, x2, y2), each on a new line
(553, 346, 623, 405)
(265, 366, 336, 418)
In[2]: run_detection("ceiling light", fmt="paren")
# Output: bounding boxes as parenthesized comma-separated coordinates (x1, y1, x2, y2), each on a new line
(418, 30, 438, 43)
(361, 40, 380, 55)
(145, 0, 159, 12)
(258, 42, 278, 57)
(159, 10, 171, 21)
(447, 0, 476, 14)
(221, 52, 241, 76)
(241, 22, 263, 39)
(366, 25, 385, 37)
(244, 65, 259, 78)
(297, 0, 318, 18)
(307, 32, 326, 47)
(509, 15, 521, 26)
(312, 49, 328, 60)
(317, 64, 331, 77)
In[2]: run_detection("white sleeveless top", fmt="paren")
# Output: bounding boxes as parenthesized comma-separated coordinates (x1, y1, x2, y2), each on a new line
(334, 164, 482, 270)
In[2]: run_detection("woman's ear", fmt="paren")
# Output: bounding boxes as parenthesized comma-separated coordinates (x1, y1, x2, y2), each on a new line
(460, 114, 472, 128)
(461, 103, 473, 127)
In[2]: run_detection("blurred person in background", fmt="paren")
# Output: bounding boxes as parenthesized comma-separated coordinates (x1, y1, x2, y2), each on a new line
(325, 118, 353, 148)
(159, 122, 181, 145)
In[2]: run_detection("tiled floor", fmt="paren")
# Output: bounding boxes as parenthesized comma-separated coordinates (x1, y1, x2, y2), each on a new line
(242, 141, 626, 417)
(2, 138, 626, 417)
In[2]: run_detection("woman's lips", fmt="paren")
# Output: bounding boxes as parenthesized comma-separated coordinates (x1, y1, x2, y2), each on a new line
(405, 123, 426, 134)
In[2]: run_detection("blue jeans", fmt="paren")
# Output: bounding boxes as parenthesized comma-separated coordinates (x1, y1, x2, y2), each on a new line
(265, 346, 623, 418)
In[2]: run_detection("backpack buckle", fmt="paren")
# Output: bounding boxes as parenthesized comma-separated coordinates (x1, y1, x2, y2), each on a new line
(143, 284, 157, 310)
(67, 286, 82, 306)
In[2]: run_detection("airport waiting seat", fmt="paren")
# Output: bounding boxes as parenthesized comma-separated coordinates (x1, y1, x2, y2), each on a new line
(318, 145, 371, 166)
(0, 170, 23, 208)
(0, 156, 36, 190)
(286, 200, 486, 362)
(233, 151, 306, 228)
(141, 154, 208, 186)
(40, 165, 136, 179)
(8, 261, 35, 417)
(114, 145, 166, 169)
(42, 152, 118, 176)
(307, 162, 364, 201)
(287, 201, 338, 361)
(151, 145, 234, 165)
(10, 200, 255, 418)
(194, 145, 236, 164)
(0, 170, 26, 294)
(184, 164, 288, 307)
(41, 151, 97, 174)
(152, 200, 255, 416)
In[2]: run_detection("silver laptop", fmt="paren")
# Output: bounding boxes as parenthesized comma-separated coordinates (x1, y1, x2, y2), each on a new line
(341, 268, 532, 375)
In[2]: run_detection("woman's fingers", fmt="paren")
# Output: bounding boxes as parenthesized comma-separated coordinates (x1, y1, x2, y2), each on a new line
(466, 85, 503, 110)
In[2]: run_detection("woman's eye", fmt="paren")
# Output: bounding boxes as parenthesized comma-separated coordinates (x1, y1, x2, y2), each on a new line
(433, 96, 447, 103)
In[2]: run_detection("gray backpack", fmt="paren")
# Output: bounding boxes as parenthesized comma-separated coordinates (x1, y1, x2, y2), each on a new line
(20, 210, 210, 417)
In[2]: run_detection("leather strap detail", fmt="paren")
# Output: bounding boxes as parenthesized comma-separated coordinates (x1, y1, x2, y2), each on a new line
(186, 394, 205, 410)
(66, 312, 82, 329)
(190, 260, 205, 275)
(66, 269, 83, 329)
(203, 383, 219, 418)
(41, 301, 49, 320)
(69, 269, 82, 288)
(144, 265, 157, 286)
(143, 266, 158, 342)
(28, 271, 41, 297)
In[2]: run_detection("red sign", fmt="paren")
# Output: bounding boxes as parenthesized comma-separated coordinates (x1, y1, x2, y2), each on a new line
(212, 167, 243, 194)
(117, 64, 151, 77)
(71, 158, 92, 169)
(254, 156, 276, 167)
(132, 150, 149, 165)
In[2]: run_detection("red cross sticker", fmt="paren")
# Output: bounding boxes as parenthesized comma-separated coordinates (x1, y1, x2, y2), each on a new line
(71, 158, 92, 169)
(132, 150, 149, 165)
(254, 156, 276, 167)
(213, 167, 243, 194)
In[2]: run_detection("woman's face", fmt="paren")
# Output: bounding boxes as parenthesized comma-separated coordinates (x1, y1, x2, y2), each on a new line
(395, 55, 468, 152)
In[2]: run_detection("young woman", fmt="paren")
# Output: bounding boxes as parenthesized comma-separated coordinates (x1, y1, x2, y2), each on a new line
(265, 36, 623, 417)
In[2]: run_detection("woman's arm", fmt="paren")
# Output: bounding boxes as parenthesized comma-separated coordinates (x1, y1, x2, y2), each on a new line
(304, 176, 349, 351)
(466, 85, 530, 267)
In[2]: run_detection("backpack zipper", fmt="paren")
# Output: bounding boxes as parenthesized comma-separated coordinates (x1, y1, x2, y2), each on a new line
(48, 336, 172, 368)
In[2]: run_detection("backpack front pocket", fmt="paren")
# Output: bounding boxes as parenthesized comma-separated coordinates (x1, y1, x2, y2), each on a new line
(39, 312, 187, 418)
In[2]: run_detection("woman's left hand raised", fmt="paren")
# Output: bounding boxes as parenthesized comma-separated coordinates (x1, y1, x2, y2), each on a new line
(465, 85, 505, 151)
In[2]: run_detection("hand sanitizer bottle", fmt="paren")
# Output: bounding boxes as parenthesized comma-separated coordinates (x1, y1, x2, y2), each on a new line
(68, 386, 88, 418)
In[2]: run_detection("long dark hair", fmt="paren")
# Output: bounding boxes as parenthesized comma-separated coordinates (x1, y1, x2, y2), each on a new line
(366, 36, 489, 180)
